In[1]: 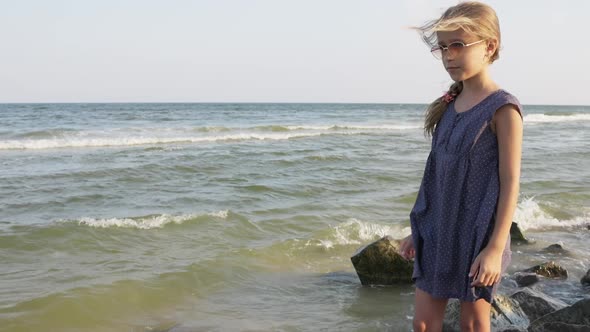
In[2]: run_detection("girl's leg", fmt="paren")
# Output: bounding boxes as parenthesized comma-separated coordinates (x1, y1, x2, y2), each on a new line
(459, 298, 491, 332)
(413, 287, 449, 332)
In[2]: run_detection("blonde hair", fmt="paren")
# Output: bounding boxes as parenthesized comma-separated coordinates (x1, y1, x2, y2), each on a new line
(413, 1, 501, 137)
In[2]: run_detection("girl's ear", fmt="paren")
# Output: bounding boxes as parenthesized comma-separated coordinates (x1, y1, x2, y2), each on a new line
(487, 38, 498, 55)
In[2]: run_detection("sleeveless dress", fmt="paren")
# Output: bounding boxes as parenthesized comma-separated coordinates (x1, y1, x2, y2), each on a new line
(409, 89, 522, 304)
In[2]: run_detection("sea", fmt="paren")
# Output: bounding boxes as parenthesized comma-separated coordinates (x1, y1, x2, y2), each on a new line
(1, 102, 589, 331)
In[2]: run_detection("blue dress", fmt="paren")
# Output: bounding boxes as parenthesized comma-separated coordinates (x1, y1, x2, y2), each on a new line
(409, 89, 522, 304)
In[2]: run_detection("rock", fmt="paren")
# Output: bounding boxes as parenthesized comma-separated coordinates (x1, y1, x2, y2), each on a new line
(350, 235, 413, 285)
(527, 298, 590, 332)
(443, 295, 530, 332)
(510, 287, 567, 322)
(511, 222, 534, 244)
(541, 243, 570, 255)
(442, 299, 463, 332)
(543, 243, 562, 251)
(513, 272, 540, 287)
(581, 269, 590, 286)
(523, 261, 568, 279)
(529, 322, 590, 331)
(442, 299, 461, 331)
(491, 295, 531, 331)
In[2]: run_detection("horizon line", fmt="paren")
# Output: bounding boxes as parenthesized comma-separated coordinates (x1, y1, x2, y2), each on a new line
(1, 101, 589, 107)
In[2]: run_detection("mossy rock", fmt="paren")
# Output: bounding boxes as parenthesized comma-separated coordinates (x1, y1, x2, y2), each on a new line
(350, 235, 414, 285)
(523, 261, 568, 279)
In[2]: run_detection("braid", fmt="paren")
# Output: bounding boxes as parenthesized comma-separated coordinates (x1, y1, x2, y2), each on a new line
(424, 81, 464, 137)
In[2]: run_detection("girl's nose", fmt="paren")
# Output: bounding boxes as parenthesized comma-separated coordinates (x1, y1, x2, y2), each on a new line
(443, 52, 455, 61)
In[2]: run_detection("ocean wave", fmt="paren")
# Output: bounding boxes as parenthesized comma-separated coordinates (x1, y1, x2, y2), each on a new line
(524, 113, 590, 123)
(192, 126, 232, 133)
(0, 123, 420, 150)
(513, 196, 589, 231)
(301, 197, 588, 250)
(0, 133, 326, 150)
(12, 128, 78, 139)
(254, 124, 421, 131)
(304, 218, 410, 250)
(62, 210, 229, 229)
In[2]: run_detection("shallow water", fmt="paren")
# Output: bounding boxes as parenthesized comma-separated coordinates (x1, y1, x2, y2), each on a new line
(0, 103, 589, 331)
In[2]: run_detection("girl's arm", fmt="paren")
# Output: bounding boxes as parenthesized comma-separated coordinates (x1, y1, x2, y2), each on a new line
(487, 103, 523, 252)
(469, 103, 523, 287)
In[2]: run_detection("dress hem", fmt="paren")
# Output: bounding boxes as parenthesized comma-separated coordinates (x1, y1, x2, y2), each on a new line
(414, 281, 494, 304)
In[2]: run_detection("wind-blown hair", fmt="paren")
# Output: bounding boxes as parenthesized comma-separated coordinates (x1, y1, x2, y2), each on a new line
(412, 1, 501, 137)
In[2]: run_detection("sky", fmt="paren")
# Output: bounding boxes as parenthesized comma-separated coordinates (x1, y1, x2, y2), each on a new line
(1, 0, 589, 105)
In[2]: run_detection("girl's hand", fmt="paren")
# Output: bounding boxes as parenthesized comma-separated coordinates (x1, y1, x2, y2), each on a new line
(399, 235, 415, 260)
(469, 247, 503, 287)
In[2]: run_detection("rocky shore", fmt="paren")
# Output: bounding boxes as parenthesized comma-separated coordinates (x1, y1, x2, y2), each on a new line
(350, 222, 590, 331)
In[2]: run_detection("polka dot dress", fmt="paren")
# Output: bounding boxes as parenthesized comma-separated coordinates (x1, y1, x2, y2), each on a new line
(409, 89, 522, 304)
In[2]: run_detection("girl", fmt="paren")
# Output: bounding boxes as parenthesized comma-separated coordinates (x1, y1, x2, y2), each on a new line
(399, 2, 523, 332)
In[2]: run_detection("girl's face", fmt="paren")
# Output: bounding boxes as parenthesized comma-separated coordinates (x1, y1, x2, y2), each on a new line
(435, 29, 491, 82)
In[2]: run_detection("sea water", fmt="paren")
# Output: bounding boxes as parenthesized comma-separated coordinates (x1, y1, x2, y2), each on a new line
(1, 103, 589, 331)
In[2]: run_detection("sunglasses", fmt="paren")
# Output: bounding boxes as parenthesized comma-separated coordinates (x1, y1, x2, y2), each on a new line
(430, 40, 485, 59)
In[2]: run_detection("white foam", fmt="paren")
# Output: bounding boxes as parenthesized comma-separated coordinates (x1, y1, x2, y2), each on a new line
(306, 218, 410, 249)
(0, 132, 325, 150)
(208, 210, 229, 219)
(284, 124, 421, 131)
(524, 113, 590, 123)
(0, 123, 422, 150)
(68, 210, 229, 229)
(513, 196, 588, 231)
(304, 197, 588, 250)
